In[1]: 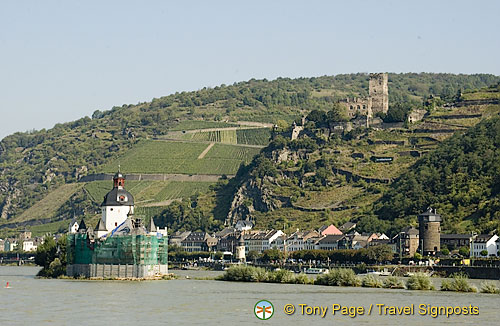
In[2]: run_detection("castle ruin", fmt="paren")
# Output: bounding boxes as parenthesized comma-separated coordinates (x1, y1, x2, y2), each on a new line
(341, 73, 389, 119)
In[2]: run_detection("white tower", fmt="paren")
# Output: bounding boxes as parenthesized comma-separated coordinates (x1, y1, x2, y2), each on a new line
(236, 233, 246, 263)
(100, 171, 135, 232)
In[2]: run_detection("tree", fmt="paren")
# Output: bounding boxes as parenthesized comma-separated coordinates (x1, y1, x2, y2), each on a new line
(326, 104, 348, 123)
(261, 249, 283, 262)
(458, 246, 469, 257)
(384, 103, 410, 122)
(246, 250, 261, 262)
(441, 248, 450, 256)
(366, 245, 393, 263)
(480, 250, 488, 257)
(35, 236, 66, 278)
(35, 236, 57, 269)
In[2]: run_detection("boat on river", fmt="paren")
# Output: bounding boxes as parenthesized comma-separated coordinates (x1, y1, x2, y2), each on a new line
(305, 267, 328, 274)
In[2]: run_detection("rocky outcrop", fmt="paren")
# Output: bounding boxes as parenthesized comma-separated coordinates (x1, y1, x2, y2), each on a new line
(0, 184, 21, 219)
(271, 148, 307, 164)
(226, 176, 288, 225)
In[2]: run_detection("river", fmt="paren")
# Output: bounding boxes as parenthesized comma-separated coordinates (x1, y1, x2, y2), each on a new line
(0, 266, 499, 325)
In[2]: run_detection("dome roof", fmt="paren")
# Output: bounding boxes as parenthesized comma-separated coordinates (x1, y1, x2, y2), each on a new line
(101, 187, 134, 206)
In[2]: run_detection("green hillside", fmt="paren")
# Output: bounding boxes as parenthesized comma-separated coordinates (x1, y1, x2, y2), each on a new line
(375, 116, 500, 234)
(213, 89, 500, 236)
(14, 183, 83, 223)
(1, 73, 500, 236)
(101, 140, 261, 175)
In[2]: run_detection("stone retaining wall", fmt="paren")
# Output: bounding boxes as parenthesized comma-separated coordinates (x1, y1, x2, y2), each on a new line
(79, 173, 230, 182)
(67, 263, 168, 278)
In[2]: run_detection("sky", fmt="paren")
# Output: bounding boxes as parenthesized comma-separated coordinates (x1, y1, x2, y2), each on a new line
(1, 0, 499, 139)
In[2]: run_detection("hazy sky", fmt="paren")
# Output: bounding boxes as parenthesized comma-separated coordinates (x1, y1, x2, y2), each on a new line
(1, 0, 499, 139)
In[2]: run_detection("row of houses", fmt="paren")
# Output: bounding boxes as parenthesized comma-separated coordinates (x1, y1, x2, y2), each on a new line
(169, 219, 500, 259)
(168, 222, 390, 254)
(0, 230, 44, 253)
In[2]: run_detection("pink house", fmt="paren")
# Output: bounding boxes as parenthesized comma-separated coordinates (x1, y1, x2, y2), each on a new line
(319, 224, 343, 236)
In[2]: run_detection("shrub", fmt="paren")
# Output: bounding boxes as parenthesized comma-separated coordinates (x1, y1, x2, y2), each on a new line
(218, 266, 313, 285)
(292, 273, 313, 285)
(268, 269, 294, 283)
(362, 275, 383, 288)
(315, 268, 361, 287)
(480, 281, 500, 294)
(253, 267, 269, 282)
(383, 276, 405, 289)
(219, 265, 267, 282)
(440, 273, 477, 292)
(406, 273, 435, 291)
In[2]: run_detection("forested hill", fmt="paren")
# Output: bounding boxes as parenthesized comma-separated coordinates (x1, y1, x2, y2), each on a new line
(0, 73, 499, 229)
(375, 116, 500, 233)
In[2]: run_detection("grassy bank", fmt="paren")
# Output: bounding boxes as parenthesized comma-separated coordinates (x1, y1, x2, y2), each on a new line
(218, 266, 499, 294)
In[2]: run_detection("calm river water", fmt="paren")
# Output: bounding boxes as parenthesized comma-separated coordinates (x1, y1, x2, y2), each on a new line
(0, 266, 499, 325)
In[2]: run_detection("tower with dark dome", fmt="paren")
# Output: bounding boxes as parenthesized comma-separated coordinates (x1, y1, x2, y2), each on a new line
(100, 171, 135, 234)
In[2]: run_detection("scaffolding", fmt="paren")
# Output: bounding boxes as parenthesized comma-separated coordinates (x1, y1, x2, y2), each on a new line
(67, 233, 168, 266)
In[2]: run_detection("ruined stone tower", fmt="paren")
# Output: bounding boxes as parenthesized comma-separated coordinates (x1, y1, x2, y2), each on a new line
(369, 73, 389, 115)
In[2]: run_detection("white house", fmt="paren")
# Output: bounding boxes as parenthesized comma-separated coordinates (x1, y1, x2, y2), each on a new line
(286, 230, 321, 252)
(471, 234, 499, 257)
(270, 235, 286, 252)
(69, 218, 79, 233)
(235, 220, 254, 232)
(304, 236, 324, 250)
(22, 239, 37, 252)
(245, 230, 284, 253)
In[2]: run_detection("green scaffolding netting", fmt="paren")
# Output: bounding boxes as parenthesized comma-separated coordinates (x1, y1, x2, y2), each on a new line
(67, 233, 168, 265)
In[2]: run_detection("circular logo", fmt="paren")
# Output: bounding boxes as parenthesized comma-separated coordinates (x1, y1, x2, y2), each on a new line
(254, 300, 274, 320)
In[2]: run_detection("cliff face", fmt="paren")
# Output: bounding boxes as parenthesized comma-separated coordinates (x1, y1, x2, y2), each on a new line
(226, 147, 305, 225)
(0, 181, 20, 220)
(227, 177, 284, 224)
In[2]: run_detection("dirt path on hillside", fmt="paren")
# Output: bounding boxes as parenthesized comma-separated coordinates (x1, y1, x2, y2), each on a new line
(236, 121, 274, 128)
(198, 142, 215, 159)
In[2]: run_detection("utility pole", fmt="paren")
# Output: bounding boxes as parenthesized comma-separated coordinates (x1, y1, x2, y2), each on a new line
(399, 232, 402, 263)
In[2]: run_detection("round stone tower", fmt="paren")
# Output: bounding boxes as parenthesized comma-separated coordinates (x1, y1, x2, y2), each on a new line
(418, 207, 442, 256)
(236, 232, 246, 263)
